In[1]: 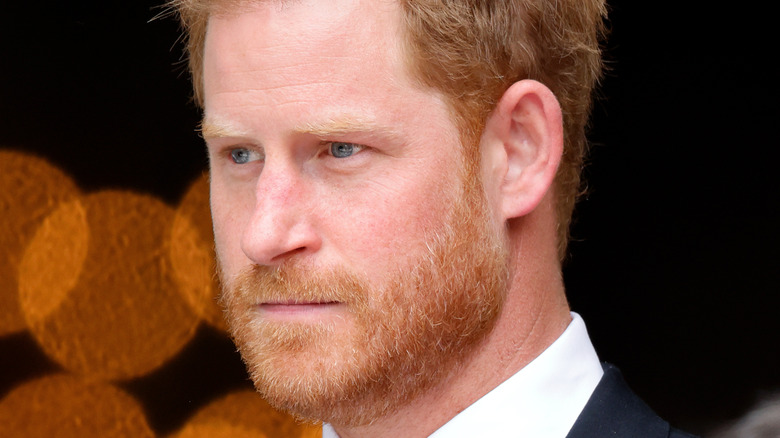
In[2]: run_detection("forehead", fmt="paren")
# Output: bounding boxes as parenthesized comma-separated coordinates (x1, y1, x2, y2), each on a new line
(203, 0, 410, 98)
(201, 0, 459, 144)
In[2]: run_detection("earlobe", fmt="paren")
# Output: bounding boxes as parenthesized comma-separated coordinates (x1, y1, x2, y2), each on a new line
(481, 80, 563, 220)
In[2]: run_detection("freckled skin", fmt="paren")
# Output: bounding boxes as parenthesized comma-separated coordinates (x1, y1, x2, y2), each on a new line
(203, 1, 572, 437)
(205, 1, 466, 281)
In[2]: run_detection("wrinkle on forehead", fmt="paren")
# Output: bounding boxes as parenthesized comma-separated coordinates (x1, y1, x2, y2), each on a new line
(201, 0, 459, 152)
(203, 0, 408, 90)
(206, 0, 401, 49)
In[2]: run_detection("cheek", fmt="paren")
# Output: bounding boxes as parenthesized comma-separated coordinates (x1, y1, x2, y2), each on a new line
(209, 184, 250, 271)
(333, 182, 454, 272)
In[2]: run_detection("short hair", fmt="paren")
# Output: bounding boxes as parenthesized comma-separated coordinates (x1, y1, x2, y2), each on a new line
(168, 0, 608, 260)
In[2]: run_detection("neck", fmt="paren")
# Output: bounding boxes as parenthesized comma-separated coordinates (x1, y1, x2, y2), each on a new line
(333, 205, 571, 438)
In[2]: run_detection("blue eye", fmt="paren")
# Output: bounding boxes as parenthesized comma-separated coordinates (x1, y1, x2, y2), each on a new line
(329, 142, 364, 158)
(230, 148, 262, 164)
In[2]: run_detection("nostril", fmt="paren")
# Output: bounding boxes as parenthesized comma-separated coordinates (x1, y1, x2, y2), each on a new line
(270, 246, 307, 264)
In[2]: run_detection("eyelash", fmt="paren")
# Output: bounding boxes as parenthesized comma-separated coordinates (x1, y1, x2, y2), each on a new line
(325, 141, 365, 159)
(221, 141, 368, 166)
(226, 147, 263, 165)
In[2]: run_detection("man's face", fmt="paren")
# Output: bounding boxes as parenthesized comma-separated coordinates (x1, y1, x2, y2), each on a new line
(204, 0, 508, 425)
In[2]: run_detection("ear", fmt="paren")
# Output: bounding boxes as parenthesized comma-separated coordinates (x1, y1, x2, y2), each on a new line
(480, 80, 563, 220)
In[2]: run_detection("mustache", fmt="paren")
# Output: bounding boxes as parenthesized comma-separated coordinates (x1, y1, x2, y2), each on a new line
(223, 262, 370, 306)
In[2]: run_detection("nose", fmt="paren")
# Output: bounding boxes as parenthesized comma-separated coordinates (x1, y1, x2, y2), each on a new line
(240, 162, 321, 266)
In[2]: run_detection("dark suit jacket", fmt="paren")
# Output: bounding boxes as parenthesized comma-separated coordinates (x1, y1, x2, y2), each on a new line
(566, 364, 698, 438)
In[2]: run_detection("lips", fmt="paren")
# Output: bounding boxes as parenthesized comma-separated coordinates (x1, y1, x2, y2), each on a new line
(260, 300, 340, 306)
(256, 301, 344, 319)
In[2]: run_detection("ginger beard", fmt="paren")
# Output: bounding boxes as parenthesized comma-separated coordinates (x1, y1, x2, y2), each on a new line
(219, 163, 509, 426)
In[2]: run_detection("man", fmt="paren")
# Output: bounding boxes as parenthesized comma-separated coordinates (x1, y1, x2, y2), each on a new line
(170, 0, 695, 436)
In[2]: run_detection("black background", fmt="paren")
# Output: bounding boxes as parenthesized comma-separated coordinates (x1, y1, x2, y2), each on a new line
(1, 1, 778, 435)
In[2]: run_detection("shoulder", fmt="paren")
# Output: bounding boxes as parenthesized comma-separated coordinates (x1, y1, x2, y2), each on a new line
(566, 364, 699, 438)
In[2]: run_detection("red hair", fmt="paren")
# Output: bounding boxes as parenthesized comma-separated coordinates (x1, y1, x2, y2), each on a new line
(168, 0, 608, 259)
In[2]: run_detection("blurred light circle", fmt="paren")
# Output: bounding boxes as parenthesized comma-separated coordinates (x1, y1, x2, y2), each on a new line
(169, 172, 227, 331)
(170, 389, 320, 438)
(19, 190, 200, 381)
(0, 150, 79, 335)
(0, 373, 154, 437)
(18, 199, 89, 325)
(172, 422, 270, 438)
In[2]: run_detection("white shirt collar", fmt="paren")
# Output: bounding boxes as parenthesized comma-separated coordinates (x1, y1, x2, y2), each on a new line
(323, 312, 602, 438)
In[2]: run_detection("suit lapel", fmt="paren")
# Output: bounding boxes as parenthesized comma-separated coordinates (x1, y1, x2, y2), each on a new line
(566, 364, 672, 438)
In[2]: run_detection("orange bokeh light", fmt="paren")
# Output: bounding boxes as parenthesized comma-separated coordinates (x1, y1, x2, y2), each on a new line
(0, 373, 154, 437)
(0, 150, 79, 336)
(19, 190, 201, 381)
(169, 172, 227, 332)
(170, 389, 321, 438)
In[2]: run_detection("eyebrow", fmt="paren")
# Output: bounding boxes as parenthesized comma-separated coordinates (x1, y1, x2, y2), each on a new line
(200, 117, 250, 140)
(294, 116, 400, 138)
(201, 114, 403, 142)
